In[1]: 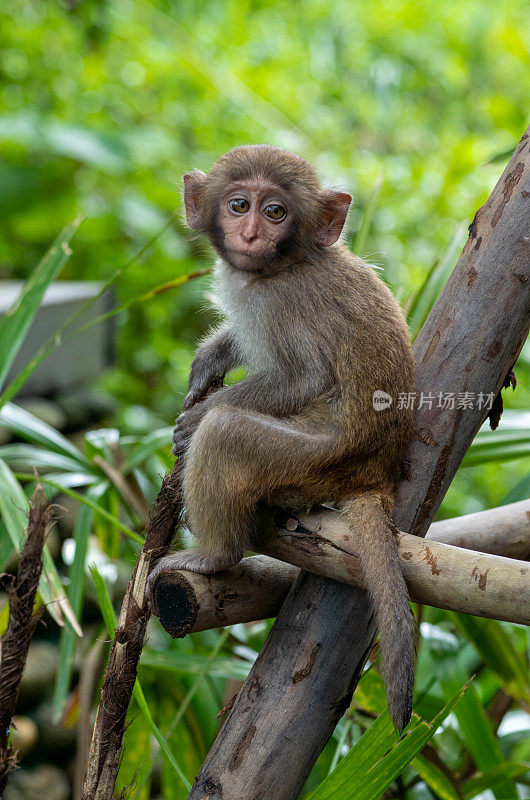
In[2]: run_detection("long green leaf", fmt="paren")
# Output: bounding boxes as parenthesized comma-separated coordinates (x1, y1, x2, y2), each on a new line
(53, 503, 93, 720)
(309, 682, 468, 800)
(89, 564, 191, 790)
(0, 443, 92, 473)
(0, 457, 81, 634)
(463, 441, 530, 467)
(0, 402, 85, 462)
(14, 472, 144, 545)
(450, 614, 530, 704)
(140, 648, 251, 681)
(407, 222, 467, 339)
(411, 753, 461, 800)
(463, 761, 530, 799)
(435, 656, 517, 800)
(0, 217, 81, 397)
(132, 628, 232, 799)
(352, 174, 383, 256)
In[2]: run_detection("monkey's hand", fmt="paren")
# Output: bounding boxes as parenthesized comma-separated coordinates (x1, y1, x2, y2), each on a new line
(183, 373, 223, 410)
(172, 403, 208, 456)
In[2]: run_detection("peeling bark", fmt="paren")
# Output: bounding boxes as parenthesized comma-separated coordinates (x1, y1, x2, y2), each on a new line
(0, 485, 49, 797)
(152, 499, 530, 637)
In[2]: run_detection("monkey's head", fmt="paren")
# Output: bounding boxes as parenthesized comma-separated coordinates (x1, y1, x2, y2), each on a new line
(182, 145, 352, 273)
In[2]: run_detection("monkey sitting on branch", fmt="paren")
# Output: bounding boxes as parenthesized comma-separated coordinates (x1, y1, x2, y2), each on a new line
(148, 145, 416, 731)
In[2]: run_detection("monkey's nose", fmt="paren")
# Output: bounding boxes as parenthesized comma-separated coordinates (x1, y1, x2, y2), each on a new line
(240, 226, 258, 243)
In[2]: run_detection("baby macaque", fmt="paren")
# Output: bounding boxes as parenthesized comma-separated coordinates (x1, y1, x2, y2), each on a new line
(149, 145, 416, 730)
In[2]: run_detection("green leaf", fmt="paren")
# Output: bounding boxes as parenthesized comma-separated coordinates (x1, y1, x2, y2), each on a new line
(0, 217, 81, 397)
(132, 628, 232, 799)
(0, 457, 81, 634)
(352, 174, 383, 256)
(450, 614, 530, 704)
(140, 648, 251, 681)
(462, 761, 530, 799)
(463, 425, 530, 467)
(407, 223, 467, 339)
(435, 656, 517, 800)
(0, 443, 92, 473)
(123, 427, 174, 471)
(308, 682, 468, 800)
(411, 753, 461, 800)
(0, 402, 85, 462)
(53, 503, 93, 720)
(14, 472, 144, 545)
(354, 666, 388, 715)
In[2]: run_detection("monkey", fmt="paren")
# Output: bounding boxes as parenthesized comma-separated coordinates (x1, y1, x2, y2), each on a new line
(147, 144, 416, 731)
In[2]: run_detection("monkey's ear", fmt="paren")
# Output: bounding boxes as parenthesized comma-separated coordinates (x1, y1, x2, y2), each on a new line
(316, 190, 352, 246)
(183, 170, 208, 230)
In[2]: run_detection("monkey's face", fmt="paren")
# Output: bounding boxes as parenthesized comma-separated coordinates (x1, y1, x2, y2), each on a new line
(214, 179, 294, 272)
(182, 148, 352, 273)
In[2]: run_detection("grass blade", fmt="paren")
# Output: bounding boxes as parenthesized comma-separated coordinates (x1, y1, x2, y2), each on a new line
(53, 503, 93, 720)
(450, 614, 530, 704)
(0, 457, 81, 634)
(435, 656, 517, 800)
(407, 222, 467, 339)
(462, 761, 530, 799)
(140, 649, 251, 681)
(309, 682, 468, 800)
(352, 174, 383, 256)
(0, 402, 85, 462)
(14, 472, 144, 545)
(0, 217, 81, 397)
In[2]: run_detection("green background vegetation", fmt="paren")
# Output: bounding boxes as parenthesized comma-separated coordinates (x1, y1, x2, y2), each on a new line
(0, 1, 529, 798)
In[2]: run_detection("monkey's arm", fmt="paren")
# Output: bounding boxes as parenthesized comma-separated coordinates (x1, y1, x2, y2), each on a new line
(183, 326, 242, 410)
(173, 369, 331, 456)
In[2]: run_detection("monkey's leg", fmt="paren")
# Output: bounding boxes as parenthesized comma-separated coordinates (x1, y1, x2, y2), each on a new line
(149, 405, 339, 591)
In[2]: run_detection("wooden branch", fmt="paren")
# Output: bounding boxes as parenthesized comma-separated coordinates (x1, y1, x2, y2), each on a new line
(265, 512, 530, 624)
(185, 126, 530, 800)
(81, 465, 183, 800)
(153, 554, 298, 637)
(0, 485, 48, 796)
(426, 498, 530, 559)
(152, 500, 530, 636)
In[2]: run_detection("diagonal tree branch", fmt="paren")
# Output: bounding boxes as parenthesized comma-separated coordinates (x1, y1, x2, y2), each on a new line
(151, 500, 530, 637)
(185, 125, 530, 800)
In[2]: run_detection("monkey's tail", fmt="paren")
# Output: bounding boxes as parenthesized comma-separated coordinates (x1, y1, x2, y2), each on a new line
(341, 490, 415, 732)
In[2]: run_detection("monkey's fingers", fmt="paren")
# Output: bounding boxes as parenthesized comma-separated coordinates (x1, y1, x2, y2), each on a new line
(184, 375, 225, 410)
(172, 431, 191, 457)
(183, 389, 204, 410)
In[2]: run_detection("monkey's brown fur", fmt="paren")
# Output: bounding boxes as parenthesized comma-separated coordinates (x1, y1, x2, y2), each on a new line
(148, 145, 416, 730)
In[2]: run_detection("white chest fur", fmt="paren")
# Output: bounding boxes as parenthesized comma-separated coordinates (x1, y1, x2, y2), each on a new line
(214, 261, 278, 375)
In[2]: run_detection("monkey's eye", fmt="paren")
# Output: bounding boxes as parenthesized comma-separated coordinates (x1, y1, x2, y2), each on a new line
(263, 204, 286, 221)
(229, 198, 250, 214)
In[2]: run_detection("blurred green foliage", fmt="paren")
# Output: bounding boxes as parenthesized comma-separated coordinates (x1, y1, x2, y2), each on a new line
(1, 0, 529, 419)
(1, 2, 529, 797)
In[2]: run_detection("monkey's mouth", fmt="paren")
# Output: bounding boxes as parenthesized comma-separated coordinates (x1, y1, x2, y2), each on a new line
(226, 249, 275, 268)
(229, 249, 268, 258)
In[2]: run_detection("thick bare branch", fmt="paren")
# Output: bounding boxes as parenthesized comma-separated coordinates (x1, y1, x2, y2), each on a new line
(152, 500, 530, 636)
(185, 125, 530, 800)
(427, 498, 530, 558)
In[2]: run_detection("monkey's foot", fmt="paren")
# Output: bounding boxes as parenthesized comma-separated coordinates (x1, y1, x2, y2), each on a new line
(146, 550, 243, 612)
